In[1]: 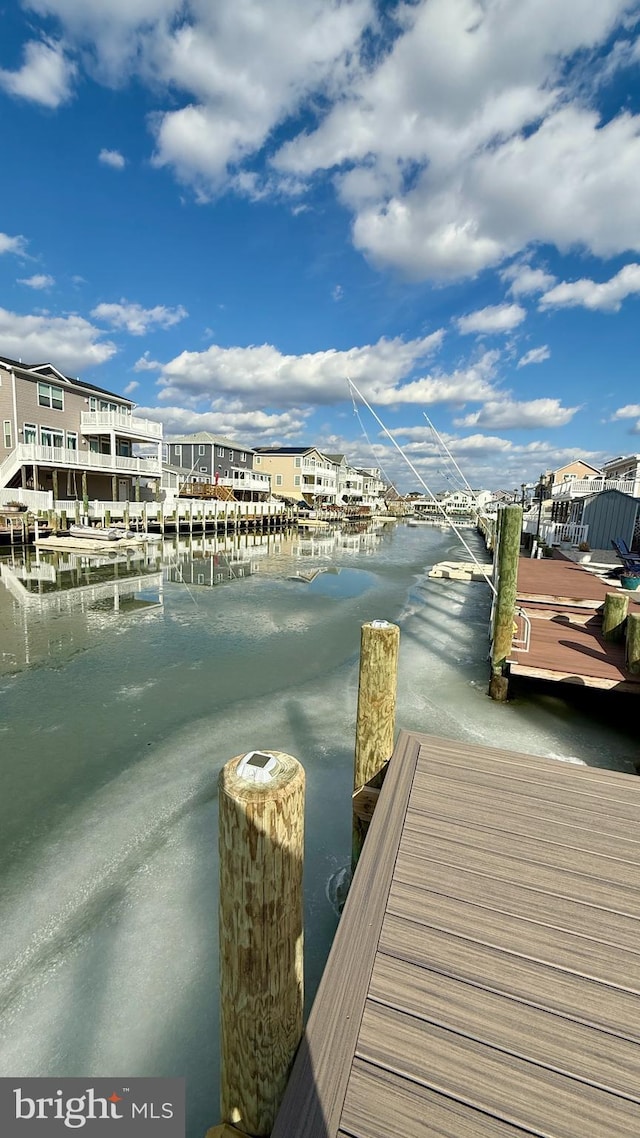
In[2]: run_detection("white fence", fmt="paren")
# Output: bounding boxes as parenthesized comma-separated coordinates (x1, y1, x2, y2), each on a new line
(52, 499, 287, 524)
(0, 487, 53, 511)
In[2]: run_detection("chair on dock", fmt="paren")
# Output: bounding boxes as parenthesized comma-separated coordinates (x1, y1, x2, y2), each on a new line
(611, 537, 640, 570)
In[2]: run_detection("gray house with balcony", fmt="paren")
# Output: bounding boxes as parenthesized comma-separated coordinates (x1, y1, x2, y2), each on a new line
(163, 432, 271, 500)
(0, 355, 163, 502)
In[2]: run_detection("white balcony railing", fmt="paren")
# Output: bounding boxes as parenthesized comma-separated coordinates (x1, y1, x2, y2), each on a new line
(551, 477, 639, 499)
(221, 471, 271, 492)
(80, 411, 163, 440)
(8, 443, 161, 475)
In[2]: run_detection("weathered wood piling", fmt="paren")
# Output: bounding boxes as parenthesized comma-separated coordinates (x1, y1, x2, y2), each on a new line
(602, 592, 629, 642)
(213, 749, 305, 1138)
(489, 504, 522, 701)
(352, 619, 399, 871)
(626, 612, 640, 674)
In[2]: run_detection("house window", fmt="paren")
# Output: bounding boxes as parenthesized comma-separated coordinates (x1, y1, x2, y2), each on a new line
(295, 457, 301, 468)
(276, 474, 283, 486)
(199, 445, 205, 456)
(200, 466, 207, 473)
(240, 452, 246, 462)
(3, 420, 11, 448)
(66, 431, 77, 450)
(116, 439, 132, 456)
(255, 456, 261, 464)
(38, 382, 64, 410)
(99, 399, 118, 412)
(40, 427, 53, 447)
(89, 396, 97, 411)
(174, 444, 182, 464)
(294, 475, 300, 487)
(218, 447, 224, 456)
(228, 450, 234, 459)
(24, 423, 36, 444)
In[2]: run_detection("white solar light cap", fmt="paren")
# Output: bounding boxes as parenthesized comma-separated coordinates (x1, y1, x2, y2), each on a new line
(370, 619, 391, 628)
(237, 750, 280, 783)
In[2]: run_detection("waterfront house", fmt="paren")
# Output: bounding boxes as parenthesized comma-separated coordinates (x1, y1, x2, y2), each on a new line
(253, 446, 337, 505)
(0, 355, 162, 505)
(325, 454, 365, 505)
(549, 455, 640, 527)
(356, 467, 387, 508)
(163, 432, 271, 500)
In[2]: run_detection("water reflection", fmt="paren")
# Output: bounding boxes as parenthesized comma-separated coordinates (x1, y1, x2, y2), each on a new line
(0, 524, 386, 675)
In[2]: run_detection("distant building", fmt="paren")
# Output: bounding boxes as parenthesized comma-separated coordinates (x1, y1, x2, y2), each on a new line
(253, 446, 337, 505)
(163, 432, 271, 499)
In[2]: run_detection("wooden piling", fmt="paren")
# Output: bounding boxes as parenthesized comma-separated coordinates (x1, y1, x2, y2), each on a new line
(218, 749, 304, 1138)
(626, 612, 640, 674)
(352, 620, 399, 871)
(489, 504, 522, 701)
(602, 592, 629, 642)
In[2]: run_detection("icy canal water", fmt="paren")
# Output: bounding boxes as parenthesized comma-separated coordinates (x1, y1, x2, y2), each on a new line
(0, 522, 636, 1136)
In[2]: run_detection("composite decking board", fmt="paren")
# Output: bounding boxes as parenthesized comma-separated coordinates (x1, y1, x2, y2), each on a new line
(384, 855, 640, 952)
(402, 812, 640, 886)
(411, 770, 640, 842)
(273, 732, 640, 1137)
(516, 556, 640, 604)
(513, 621, 633, 682)
(413, 759, 640, 820)
(355, 1001, 640, 1138)
(413, 733, 638, 787)
(379, 911, 640, 1042)
(339, 1062, 536, 1138)
(388, 874, 640, 986)
(368, 954, 640, 1102)
(270, 730, 421, 1138)
(395, 832, 640, 917)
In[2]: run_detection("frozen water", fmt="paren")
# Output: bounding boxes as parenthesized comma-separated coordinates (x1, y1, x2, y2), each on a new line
(0, 523, 636, 1136)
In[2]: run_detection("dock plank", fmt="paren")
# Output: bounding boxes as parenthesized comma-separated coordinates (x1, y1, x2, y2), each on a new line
(369, 953, 640, 1100)
(356, 1001, 640, 1138)
(273, 732, 640, 1137)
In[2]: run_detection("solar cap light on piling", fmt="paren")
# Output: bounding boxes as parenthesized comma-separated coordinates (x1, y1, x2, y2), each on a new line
(210, 747, 305, 1138)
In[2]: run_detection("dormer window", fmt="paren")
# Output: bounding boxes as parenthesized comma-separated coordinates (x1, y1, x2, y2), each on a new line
(38, 382, 64, 410)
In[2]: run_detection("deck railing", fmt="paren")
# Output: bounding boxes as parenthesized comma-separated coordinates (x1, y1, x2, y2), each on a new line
(551, 477, 639, 499)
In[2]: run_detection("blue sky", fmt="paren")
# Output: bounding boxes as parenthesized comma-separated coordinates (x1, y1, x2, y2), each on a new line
(1, 0, 640, 491)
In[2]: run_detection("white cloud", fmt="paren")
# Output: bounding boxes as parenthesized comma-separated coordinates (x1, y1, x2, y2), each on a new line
(17, 2, 640, 281)
(136, 404, 309, 442)
(456, 303, 526, 335)
(0, 38, 75, 108)
(454, 397, 578, 429)
(501, 262, 556, 296)
(611, 403, 640, 430)
(91, 299, 188, 335)
(0, 233, 27, 256)
(0, 307, 116, 371)
(134, 352, 163, 371)
(275, 2, 640, 279)
(539, 262, 640, 312)
(17, 273, 55, 290)
(148, 1, 374, 194)
(154, 330, 459, 411)
(123, 380, 139, 395)
(99, 148, 126, 168)
(612, 403, 640, 419)
(517, 345, 550, 368)
(332, 284, 343, 301)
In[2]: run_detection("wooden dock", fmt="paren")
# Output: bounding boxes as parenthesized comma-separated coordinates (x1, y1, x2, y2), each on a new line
(510, 556, 640, 691)
(272, 730, 640, 1138)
